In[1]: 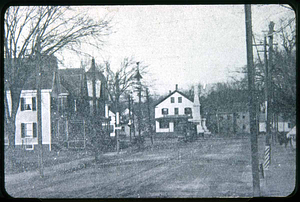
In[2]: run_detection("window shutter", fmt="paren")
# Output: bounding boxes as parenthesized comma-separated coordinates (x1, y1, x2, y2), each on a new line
(21, 98, 25, 111)
(21, 123, 25, 138)
(33, 123, 37, 138)
(32, 97, 36, 111)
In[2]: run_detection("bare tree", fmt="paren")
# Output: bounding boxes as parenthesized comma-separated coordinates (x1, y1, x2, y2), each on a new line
(271, 17, 296, 121)
(104, 57, 148, 107)
(103, 57, 148, 151)
(4, 6, 112, 148)
(227, 16, 296, 123)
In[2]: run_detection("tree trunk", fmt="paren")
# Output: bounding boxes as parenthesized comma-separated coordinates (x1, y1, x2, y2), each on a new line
(6, 120, 16, 149)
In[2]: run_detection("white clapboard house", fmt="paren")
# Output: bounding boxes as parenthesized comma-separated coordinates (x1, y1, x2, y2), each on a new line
(5, 57, 109, 151)
(154, 85, 196, 134)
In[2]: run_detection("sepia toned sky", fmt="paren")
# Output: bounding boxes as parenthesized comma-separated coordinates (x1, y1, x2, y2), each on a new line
(59, 5, 295, 95)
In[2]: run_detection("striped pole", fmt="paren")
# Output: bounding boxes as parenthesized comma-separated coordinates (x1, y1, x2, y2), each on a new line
(264, 145, 271, 170)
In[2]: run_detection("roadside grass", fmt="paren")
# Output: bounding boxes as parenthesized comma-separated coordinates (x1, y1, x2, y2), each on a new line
(4, 146, 91, 174)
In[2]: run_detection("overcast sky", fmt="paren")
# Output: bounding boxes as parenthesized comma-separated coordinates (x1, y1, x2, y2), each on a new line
(59, 5, 295, 95)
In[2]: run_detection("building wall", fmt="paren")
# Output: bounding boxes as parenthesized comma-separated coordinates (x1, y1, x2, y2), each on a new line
(104, 110, 115, 137)
(259, 121, 292, 133)
(42, 92, 51, 145)
(155, 121, 170, 133)
(235, 112, 250, 134)
(13, 90, 52, 148)
(155, 92, 194, 119)
(155, 92, 193, 133)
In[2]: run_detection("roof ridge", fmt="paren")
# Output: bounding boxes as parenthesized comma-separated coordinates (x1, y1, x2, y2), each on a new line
(155, 89, 193, 106)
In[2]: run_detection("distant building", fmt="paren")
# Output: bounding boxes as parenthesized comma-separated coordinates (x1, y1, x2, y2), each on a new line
(212, 111, 250, 135)
(155, 86, 193, 133)
(258, 113, 293, 133)
(209, 110, 293, 135)
(154, 84, 209, 135)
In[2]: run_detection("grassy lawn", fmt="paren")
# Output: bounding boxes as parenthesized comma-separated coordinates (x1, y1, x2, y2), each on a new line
(4, 146, 91, 174)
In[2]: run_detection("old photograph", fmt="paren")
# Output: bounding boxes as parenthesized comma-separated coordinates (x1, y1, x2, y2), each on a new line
(4, 4, 296, 198)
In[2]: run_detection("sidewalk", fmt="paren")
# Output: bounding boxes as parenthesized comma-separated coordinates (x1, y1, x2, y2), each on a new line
(260, 140, 296, 197)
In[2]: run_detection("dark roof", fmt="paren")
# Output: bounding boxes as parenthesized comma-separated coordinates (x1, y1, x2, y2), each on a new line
(154, 90, 193, 106)
(58, 68, 86, 97)
(85, 67, 106, 82)
(6, 55, 59, 91)
(52, 72, 69, 96)
(23, 71, 54, 90)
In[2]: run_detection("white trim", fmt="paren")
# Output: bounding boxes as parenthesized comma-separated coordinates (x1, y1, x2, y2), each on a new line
(58, 93, 69, 96)
(19, 89, 52, 93)
(25, 144, 34, 150)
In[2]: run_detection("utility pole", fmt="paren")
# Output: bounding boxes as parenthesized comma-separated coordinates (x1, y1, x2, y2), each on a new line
(267, 21, 275, 146)
(264, 32, 271, 171)
(263, 21, 275, 171)
(134, 62, 143, 140)
(132, 97, 136, 138)
(115, 73, 120, 153)
(128, 94, 132, 143)
(216, 109, 220, 134)
(245, 4, 260, 196)
(91, 58, 97, 117)
(36, 33, 44, 178)
(146, 88, 154, 146)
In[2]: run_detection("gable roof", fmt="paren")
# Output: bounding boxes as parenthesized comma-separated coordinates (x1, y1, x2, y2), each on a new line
(52, 71, 69, 96)
(22, 71, 54, 90)
(10, 55, 59, 91)
(58, 68, 86, 97)
(155, 90, 193, 107)
(86, 66, 106, 82)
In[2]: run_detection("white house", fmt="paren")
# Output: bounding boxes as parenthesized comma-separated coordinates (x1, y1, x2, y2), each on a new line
(5, 68, 67, 151)
(155, 85, 195, 133)
(102, 109, 116, 137)
(258, 113, 293, 133)
(103, 108, 136, 137)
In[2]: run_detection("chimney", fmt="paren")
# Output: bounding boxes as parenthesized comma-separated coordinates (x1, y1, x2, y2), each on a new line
(169, 90, 171, 94)
(175, 84, 178, 91)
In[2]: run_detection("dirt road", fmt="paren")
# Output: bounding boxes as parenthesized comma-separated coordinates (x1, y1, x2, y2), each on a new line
(5, 137, 295, 198)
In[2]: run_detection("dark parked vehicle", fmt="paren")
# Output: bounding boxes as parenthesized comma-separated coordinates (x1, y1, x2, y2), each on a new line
(177, 121, 197, 142)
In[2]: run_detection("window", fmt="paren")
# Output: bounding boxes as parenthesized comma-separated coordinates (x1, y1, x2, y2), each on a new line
(243, 125, 246, 130)
(21, 123, 37, 138)
(159, 120, 169, 128)
(74, 99, 77, 112)
(162, 108, 169, 115)
(184, 107, 192, 116)
(171, 97, 175, 103)
(21, 97, 36, 111)
(178, 97, 182, 103)
(174, 108, 179, 115)
(59, 97, 67, 112)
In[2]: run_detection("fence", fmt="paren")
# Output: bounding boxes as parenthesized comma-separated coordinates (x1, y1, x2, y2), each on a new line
(67, 120, 86, 149)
